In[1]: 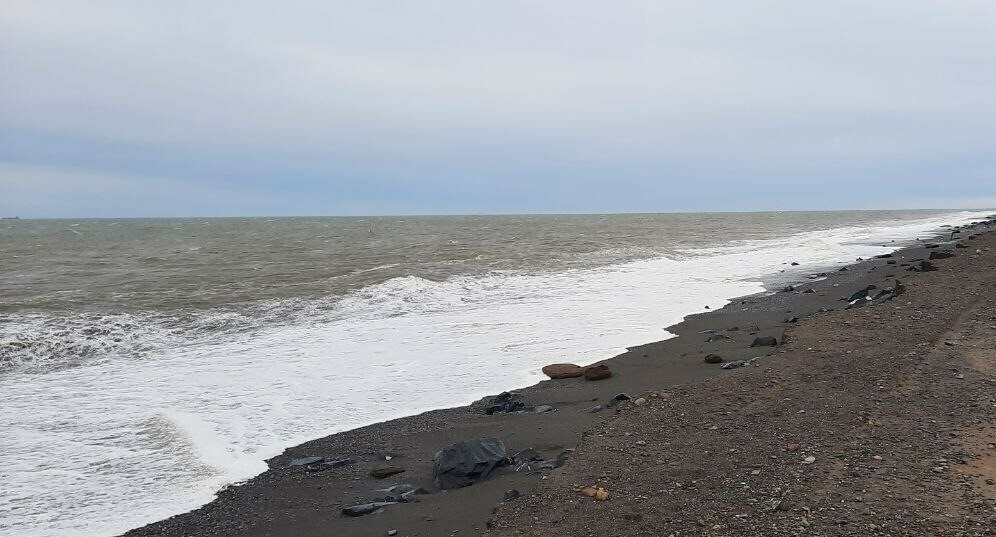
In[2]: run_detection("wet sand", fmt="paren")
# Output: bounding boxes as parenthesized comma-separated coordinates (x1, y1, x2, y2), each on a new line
(123, 218, 996, 537)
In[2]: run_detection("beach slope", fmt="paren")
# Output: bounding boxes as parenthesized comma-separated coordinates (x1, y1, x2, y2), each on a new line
(486, 232, 996, 535)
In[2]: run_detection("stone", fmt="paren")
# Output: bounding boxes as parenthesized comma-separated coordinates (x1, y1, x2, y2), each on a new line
(721, 360, 746, 369)
(388, 531, 398, 536)
(848, 285, 876, 302)
(503, 489, 521, 501)
(786, 443, 800, 452)
(370, 464, 405, 478)
(918, 261, 938, 272)
(579, 486, 609, 501)
(802, 288, 816, 293)
(484, 391, 526, 414)
(541, 363, 584, 379)
(801, 456, 816, 465)
(373, 484, 427, 503)
(705, 333, 731, 342)
(342, 502, 397, 517)
(306, 458, 353, 472)
(633, 397, 647, 406)
(703, 353, 723, 364)
(583, 364, 612, 381)
(613, 393, 631, 401)
(433, 438, 508, 489)
(791, 261, 800, 265)
(928, 250, 954, 260)
(750, 336, 778, 347)
(511, 448, 542, 462)
(289, 456, 324, 467)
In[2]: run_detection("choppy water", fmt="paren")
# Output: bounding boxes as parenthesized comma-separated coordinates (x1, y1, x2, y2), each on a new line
(0, 210, 990, 537)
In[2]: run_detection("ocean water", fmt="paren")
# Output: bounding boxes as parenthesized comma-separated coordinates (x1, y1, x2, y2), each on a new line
(0, 210, 990, 537)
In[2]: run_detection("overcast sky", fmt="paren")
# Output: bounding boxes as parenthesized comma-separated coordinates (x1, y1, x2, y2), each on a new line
(2, 1, 995, 217)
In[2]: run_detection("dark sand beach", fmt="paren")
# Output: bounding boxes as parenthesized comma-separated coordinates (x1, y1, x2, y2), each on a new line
(124, 218, 996, 537)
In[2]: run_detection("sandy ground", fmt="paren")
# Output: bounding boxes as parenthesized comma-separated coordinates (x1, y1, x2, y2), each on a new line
(486, 228, 996, 536)
(123, 219, 995, 537)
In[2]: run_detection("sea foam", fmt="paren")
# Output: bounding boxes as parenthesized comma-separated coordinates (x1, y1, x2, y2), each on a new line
(0, 210, 988, 537)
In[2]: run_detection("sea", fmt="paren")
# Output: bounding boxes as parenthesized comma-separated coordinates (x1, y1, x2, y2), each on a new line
(0, 209, 991, 537)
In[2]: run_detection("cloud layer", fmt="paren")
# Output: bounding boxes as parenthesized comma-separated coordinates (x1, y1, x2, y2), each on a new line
(2, 1, 995, 216)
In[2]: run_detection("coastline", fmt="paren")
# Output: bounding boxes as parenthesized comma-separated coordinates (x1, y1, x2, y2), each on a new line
(122, 216, 996, 537)
(486, 220, 996, 536)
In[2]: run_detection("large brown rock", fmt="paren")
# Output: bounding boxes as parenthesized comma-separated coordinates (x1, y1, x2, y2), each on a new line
(542, 363, 584, 379)
(370, 464, 405, 478)
(583, 364, 612, 381)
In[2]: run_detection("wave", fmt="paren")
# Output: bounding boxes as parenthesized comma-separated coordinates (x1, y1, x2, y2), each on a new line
(0, 210, 989, 537)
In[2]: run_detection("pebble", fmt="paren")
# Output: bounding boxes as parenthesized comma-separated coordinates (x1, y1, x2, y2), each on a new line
(388, 531, 398, 536)
(801, 456, 816, 464)
(633, 397, 647, 406)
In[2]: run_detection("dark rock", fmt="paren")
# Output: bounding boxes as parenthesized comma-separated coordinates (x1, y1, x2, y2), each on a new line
(703, 354, 723, 364)
(513, 459, 555, 473)
(583, 364, 612, 381)
(370, 464, 405, 478)
(613, 393, 631, 401)
(750, 336, 778, 347)
(289, 456, 324, 467)
(306, 459, 352, 472)
(875, 253, 893, 258)
(886, 259, 896, 264)
(848, 285, 877, 302)
(870, 290, 894, 301)
(790, 261, 799, 266)
(705, 334, 731, 342)
(541, 363, 584, 379)
(342, 502, 397, 517)
(484, 391, 526, 414)
(919, 261, 938, 272)
(555, 449, 574, 468)
(511, 448, 542, 462)
(433, 438, 508, 489)
(374, 484, 428, 503)
(503, 489, 521, 501)
(893, 279, 906, 295)
(782, 285, 795, 292)
(925, 243, 940, 248)
(929, 250, 954, 260)
(784, 317, 799, 323)
(802, 288, 816, 294)
(528, 404, 554, 413)
(956, 242, 968, 248)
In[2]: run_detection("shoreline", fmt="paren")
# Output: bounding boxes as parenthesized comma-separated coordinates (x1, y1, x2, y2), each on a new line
(122, 216, 996, 537)
(486, 218, 996, 536)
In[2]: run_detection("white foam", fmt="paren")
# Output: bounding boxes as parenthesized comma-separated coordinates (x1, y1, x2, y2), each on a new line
(0, 210, 988, 537)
